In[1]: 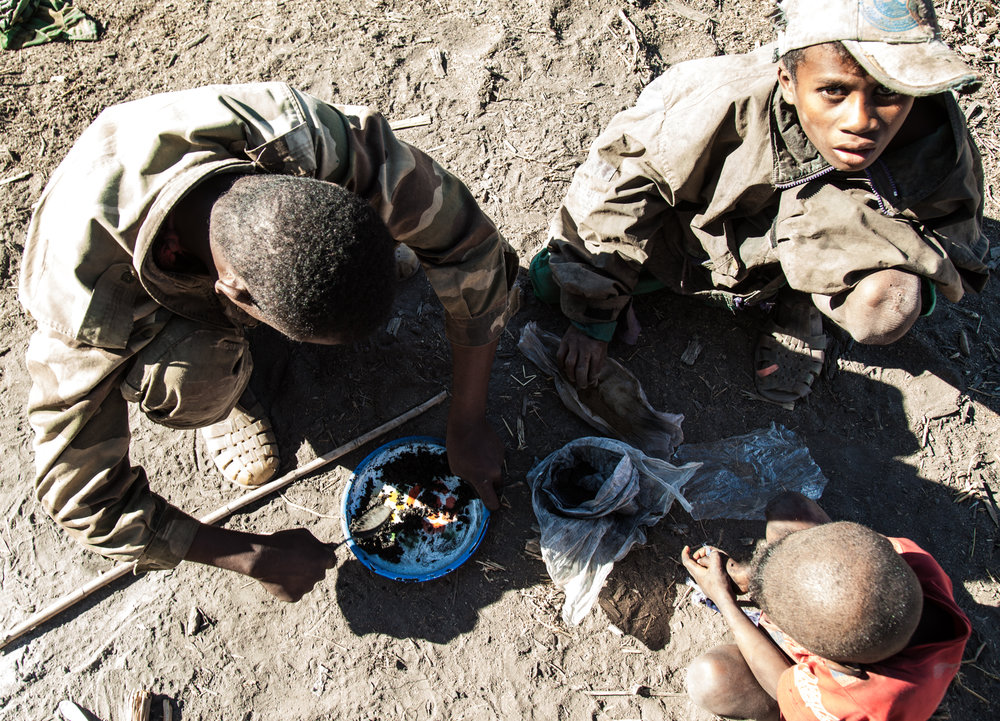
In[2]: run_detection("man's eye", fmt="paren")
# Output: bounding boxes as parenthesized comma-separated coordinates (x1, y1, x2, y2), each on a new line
(819, 86, 847, 98)
(874, 85, 902, 98)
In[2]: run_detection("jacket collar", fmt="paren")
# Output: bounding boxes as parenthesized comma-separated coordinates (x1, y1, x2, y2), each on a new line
(769, 85, 832, 187)
(769, 86, 961, 207)
(133, 159, 253, 329)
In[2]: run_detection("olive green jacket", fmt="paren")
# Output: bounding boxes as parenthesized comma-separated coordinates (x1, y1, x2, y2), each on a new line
(19, 83, 518, 569)
(547, 46, 988, 330)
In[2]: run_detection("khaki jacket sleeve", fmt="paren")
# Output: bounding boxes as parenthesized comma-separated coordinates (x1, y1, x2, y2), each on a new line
(25, 327, 199, 571)
(305, 97, 519, 346)
(910, 128, 989, 298)
(545, 97, 675, 328)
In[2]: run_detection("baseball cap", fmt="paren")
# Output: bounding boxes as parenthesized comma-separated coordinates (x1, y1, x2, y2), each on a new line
(774, 0, 979, 95)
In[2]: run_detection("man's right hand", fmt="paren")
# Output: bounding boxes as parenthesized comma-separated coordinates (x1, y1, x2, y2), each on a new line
(242, 528, 339, 601)
(185, 524, 337, 602)
(557, 325, 608, 388)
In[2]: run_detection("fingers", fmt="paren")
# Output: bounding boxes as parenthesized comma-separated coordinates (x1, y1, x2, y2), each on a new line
(475, 477, 501, 511)
(682, 545, 726, 573)
(680, 545, 697, 571)
(557, 333, 570, 369)
(558, 335, 582, 386)
(560, 341, 596, 388)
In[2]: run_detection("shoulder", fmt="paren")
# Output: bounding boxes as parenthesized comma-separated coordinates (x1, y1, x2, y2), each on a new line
(888, 537, 967, 612)
(637, 46, 779, 115)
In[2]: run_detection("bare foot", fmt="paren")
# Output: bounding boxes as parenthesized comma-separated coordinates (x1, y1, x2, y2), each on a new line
(764, 491, 832, 544)
(726, 556, 751, 594)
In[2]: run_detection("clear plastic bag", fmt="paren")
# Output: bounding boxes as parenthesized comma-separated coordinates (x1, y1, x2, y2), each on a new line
(673, 423, 828, 520)
(528, 437, 698, 625)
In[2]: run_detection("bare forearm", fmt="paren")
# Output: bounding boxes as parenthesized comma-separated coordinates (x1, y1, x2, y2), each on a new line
(717, 597, 793, 698)
(448, 339, 498, 421)
(184, 524, 337, 602)
(183, 523, 262, 574)
(446, 339, 504, 509)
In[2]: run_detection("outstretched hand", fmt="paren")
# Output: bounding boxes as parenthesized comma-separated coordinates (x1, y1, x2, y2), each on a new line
(185, 524, 337, 602)
(558, 325, 608, 388)
(681, 545, 740, 608)
(447, 412, 504, 511)
(245, 528, 339, 602)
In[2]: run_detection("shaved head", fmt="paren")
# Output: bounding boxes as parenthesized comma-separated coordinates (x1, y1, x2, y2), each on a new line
(749, 522, 923, 664)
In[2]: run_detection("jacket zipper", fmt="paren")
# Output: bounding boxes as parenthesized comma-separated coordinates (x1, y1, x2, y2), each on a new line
(776, 161, 899, 217)
(773, 164, 835, 190)
(864, 159, 900, 216)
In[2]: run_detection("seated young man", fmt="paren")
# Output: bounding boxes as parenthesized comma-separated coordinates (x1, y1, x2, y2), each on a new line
(531, 0, 988, 403)
(20, 83, 518, 601)
(681, 492, 971, 720)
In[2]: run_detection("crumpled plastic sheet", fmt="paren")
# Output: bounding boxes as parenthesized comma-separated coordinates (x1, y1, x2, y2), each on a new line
(518, 322, 684, 458)
(527, 437, 699, 626)
(673, 423, 828, 520)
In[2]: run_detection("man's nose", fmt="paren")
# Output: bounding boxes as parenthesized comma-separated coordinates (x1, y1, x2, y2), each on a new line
(841, 93, 878, 134)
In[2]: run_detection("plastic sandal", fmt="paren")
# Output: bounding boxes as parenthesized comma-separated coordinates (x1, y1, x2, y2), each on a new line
(754, 296, 827, 405)
(200, 394, 280, 487)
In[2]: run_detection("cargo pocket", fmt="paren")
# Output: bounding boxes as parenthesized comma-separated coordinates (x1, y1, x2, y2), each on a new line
(121, 316, 252, 429)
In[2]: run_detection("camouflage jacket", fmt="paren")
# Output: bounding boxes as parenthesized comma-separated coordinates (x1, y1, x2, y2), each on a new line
(546, 46, 989, 330)
(19, 83, 518, 570)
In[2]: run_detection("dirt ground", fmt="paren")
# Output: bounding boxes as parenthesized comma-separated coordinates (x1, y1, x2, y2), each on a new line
(2, 1, 999, 719)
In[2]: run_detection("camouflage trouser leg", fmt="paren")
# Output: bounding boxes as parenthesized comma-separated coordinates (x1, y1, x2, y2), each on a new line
(120, 315, 252, 430)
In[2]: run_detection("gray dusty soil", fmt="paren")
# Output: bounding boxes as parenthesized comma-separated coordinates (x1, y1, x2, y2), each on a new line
(1, 1, 999, 720)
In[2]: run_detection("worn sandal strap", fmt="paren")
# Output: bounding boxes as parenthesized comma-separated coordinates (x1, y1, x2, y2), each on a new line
(200, 402, 279, 487)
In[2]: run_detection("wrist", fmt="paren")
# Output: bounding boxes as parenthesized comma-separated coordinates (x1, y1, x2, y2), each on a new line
(570, 320, 616, 343)
(447, 404, 485, 428)
(711, 591, 742, 614)
(184, 523, 263, 576)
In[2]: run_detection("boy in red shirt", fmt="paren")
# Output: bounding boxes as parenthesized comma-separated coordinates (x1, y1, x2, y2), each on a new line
(682, 492, 971, 720)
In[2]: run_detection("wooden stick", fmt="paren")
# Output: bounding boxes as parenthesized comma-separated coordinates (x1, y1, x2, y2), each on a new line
(388, 114, 432, 131)
(0, 390, 447, 650)
(0, 170, 31, 186)
(126, 689, 152, 721)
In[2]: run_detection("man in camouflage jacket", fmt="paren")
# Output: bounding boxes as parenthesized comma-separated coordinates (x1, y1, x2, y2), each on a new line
(534, 4, 989, 401)
(19, 83, 518, 600)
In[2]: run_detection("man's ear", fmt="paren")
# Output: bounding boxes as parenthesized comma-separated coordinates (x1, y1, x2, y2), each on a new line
(214, 273, 256, 311)
(777, 62, 797, 105)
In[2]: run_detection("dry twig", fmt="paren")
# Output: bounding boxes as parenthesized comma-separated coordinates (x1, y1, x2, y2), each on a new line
(0, 171, 30, 186)
(125, 689, 153, 721)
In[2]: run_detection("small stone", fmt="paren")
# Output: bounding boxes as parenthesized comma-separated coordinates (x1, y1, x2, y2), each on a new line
(186, 606, 203, 636)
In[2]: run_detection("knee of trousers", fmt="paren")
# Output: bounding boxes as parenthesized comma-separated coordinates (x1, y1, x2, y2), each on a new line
(120, 317, 252, 430)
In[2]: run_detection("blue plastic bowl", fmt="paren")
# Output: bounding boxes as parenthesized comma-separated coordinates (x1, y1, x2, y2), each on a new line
(341, 436, 490, 582)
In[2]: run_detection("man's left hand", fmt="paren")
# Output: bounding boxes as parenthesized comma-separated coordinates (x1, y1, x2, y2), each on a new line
(447, 412, 504, 511)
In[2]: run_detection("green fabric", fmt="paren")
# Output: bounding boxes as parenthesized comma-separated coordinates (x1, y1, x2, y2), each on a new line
(529, 247, 666, 343)
(1, 0, 98, 50)
(571, 319, 617, 343)
(528, 248, 561, 305)
(0, 0, 40, 33)
(921, 277, 937, 317)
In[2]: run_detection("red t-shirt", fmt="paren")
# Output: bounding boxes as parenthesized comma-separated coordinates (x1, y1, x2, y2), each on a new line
(761, 538, 971, 721)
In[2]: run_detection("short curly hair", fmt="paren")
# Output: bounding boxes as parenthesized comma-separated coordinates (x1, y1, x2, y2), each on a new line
(749, 521, 923, 664)
(779, 40, 856, 82)
(211, 174, 396, 342)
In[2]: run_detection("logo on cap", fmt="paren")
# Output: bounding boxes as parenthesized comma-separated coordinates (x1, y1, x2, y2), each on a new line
(860, 0, 919, 32)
